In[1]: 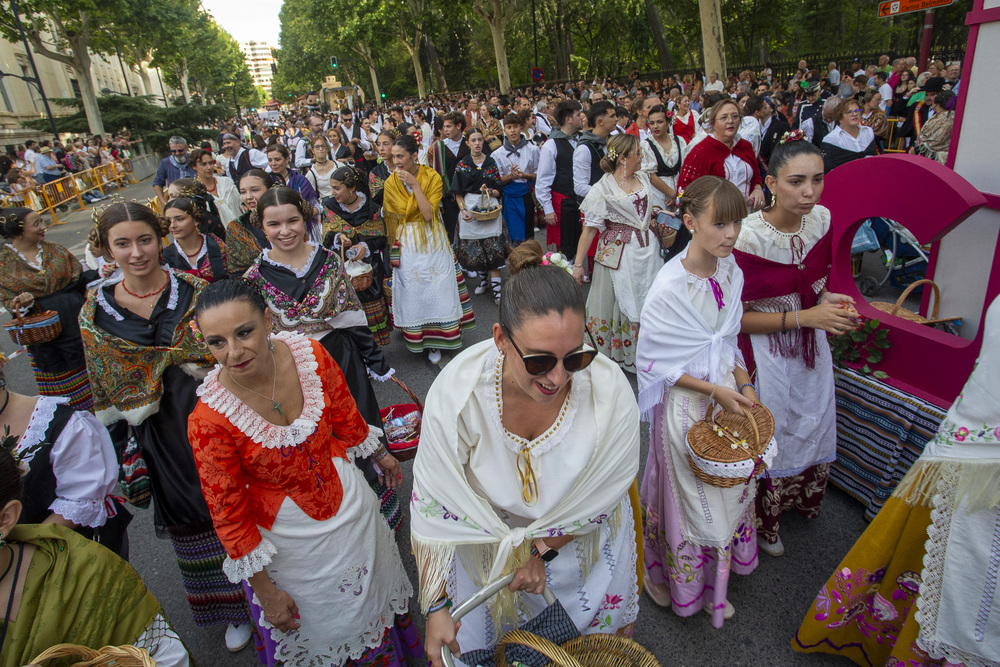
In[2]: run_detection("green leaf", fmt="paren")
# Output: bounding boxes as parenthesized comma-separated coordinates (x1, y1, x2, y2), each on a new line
(872, 371, 889, 379)
(867, 351, 883, 364)
(862, 364, 872, 374)
(849, 330, 865, 343)
(874, 338, 891, 349)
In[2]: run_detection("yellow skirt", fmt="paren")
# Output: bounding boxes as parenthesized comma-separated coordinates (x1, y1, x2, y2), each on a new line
(792, 496, 944, 666)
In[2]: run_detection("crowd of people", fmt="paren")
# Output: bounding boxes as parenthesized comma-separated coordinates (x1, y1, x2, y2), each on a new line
(0, 51, 994, 667)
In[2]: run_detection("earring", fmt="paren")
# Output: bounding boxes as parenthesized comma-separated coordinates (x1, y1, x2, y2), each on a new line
(770, 193, 776, 209)
(267, 338, 275, 352)
(0, 534, 6, 549)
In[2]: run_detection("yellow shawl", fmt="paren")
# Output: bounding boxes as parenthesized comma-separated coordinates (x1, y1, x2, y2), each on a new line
(382, 165, 448, 252)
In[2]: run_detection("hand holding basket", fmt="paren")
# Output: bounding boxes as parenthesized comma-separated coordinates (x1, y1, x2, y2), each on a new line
(686, 400, 776, 488)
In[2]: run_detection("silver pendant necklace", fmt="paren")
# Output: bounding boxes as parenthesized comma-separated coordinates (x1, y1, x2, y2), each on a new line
(227, 342, 283, 415)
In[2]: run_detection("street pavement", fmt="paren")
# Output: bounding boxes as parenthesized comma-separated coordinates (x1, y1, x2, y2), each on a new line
(2, 179, 866, 665)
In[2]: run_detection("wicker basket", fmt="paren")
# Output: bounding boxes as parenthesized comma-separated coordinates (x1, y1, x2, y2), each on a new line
(495, 629, 661, 667)
(340, 245, 374, 292)
(4, 305, 61, 347)
(686, 401, 775, 488)
(30, 643, 155, 666)
(470, 191, 502, 221)
(379, 376, 422, 461)
(869, 279, 960, 325)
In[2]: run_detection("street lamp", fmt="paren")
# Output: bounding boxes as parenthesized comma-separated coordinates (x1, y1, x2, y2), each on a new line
(8, 0, 59, 139)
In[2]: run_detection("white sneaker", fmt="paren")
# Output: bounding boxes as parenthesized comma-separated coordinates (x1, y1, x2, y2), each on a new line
(225, 623, 253, 652)
(758, 535, 785, 557)
(427, 349, 442, 364)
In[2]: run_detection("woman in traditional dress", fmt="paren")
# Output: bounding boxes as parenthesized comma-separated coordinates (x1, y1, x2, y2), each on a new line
(677, 99, 766, 212)
(414, 240, 641, 667)
(571, 134, 663, 374)
(191, 147, 241, 227)
(794, 292, 1000, 667)
(368, 129, 398, 209)
(165, 178, 227, 240)
(672, 94, 700, 144)
(188, 279, 420, 667)
(243, 187, 403, 529)
(641, 104, 691, 263)
(475, 102, 503, 154)
(227, 169, 273, 275)
(80, 202, 253, 652)
(0, 446, 192, 666)
(324, 166, 393, 347)
(732, 134, 858, 558)
(452, 127, 510, 305)
(266, 144, 321, 243)
(0, 349, 129, 558)
(822, 98, 877, 172)
(382, 135, 475, 365)
(326, 128, 355, 165)
(162, 195, 229, 283)
(0, 208, 94, 410)
(637, 176, 774, 627)
(305, 135, 339, 201)
(859, 90, 890, 148)
(912, 89, 956, 165)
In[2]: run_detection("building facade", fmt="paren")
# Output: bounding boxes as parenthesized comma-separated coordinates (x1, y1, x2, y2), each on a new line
(240, 41, 275, 96)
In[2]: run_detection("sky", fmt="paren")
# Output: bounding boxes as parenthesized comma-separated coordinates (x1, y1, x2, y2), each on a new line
(201, 0, 284, 47)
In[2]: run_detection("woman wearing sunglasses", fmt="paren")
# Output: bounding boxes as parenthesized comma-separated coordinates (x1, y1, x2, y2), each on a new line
(412, 239, 642, 667)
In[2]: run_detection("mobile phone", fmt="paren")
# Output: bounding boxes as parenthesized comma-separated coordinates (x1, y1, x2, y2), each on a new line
(655, 211, 682, 230)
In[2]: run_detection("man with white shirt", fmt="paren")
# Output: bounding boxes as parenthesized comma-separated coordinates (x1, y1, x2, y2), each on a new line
(738, 96, 763, 156)
(573, 101, 615, 204)
(493, 112, 539, 244)
(827, 62, 841, 92)
(874, 72, 893, 112)
(535, 100, 584, 258)
(22, 141, 37, 180)
(705, 72, 724, 93)
(222, 133, 268, 181)
(427, 111, 469, 241)
(293, 115, 325, 172)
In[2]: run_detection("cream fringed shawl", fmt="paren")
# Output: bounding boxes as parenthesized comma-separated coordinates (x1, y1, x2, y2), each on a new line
(410, 339, 640, 618)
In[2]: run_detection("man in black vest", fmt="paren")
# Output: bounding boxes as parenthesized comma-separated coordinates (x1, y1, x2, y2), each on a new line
(428, 111, 470, 241)
(337, 109, 368, 165)
(573, 101, 615, 273)
(803, 98, 839, 147)
(755, 96, 790, 170)
(221, 133, 267, 181)
(535, 100, 585, 259)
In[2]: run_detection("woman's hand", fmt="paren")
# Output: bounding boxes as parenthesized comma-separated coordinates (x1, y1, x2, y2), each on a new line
(10, 292, 33, 311)
(712, 385, 754, 414)
(509, 554, 546, 595)
(426, 610, 461, 667)
(259, 588, 300, 633)
(749, 186, 766, 211)
(397, 169, 417, 188)
(802, 303, 860, 335)
(351, 244, 367, 261)
(100, 262, 118, 278)
(461, 208, 473, 221)
(377, 452, 402, 489)
(337, 233, 352, 249)
(739, 384, 759, 405)
(571, 265, 585, 285)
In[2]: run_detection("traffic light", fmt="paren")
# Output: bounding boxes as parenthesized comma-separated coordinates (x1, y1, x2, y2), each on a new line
(381, 92, 386, 98)
(330, 56, 339, 70)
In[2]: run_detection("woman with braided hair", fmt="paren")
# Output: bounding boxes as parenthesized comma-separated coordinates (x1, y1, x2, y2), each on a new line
(79, 201, 253, 652)
(228, 169, 274, 276)
(0, 207, 96, 410)
(165, 177, 227, 240)
(368, 128, 398, 208)
(162, 195, 229, 283)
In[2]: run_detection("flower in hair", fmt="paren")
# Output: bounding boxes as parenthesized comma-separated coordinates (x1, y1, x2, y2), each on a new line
(674, 187, 685, 208)
(779, 129, 806, 145)
(189, 320, 204, 343)
(606, 147, 618, 161)
(541, 252, 573, 274)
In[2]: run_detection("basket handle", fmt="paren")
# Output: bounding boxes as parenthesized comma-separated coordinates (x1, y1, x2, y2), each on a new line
(30, 643, 155, 666)
(480, 190, 490, 209)
(894, 279, 941, 320)
(390, 375, 423, 415)
(741, 403, 761, 449)
(494, 629, 584, 667)
(442, 573, 558, 667)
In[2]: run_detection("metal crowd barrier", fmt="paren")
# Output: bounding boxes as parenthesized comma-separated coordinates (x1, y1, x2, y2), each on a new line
(0, 161, 131, 224)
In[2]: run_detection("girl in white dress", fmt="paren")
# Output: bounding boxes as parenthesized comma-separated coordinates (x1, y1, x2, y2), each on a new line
(637, 175, 775, 628)
(733, 134, 858, 557)
(572, 134, 663, 373)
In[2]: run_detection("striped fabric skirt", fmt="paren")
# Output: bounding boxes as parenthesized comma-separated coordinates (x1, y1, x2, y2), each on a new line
(361, 296, 392, 348)
(369, 478, 403, 533)
(28, 357, 93, 411)
(400, 261, 475, 354)
(167, 525, 251, 627)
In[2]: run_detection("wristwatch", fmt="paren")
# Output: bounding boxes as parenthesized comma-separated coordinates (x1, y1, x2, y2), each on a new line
(530, 539, 559, 562)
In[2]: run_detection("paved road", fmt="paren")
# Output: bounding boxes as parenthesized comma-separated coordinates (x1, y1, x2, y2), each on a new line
(2, 180, 867, 665)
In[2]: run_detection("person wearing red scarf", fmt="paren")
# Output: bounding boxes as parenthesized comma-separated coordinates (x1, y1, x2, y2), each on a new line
(678, 99, 765, 211)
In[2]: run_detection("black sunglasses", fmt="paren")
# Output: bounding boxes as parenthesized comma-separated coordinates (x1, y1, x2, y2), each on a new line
(170, 148, 187, 154)
(504, 327, 599, 376)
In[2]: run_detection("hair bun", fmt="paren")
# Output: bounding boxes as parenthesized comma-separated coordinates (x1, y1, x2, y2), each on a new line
(506, 239, 545, 275)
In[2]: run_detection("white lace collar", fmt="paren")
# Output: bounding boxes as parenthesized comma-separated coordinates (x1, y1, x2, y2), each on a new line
(172, 234, 207, 269)
(685, 254, 734, 291)
(261, 242, 320, 279)
(483, 345, 580, 459)
(95, 267, 180, 321)
(17, 396, 67, 465)
(9, 242, 43, 270)
(334, 191, 368, 214)
(196, 332, 325, 449)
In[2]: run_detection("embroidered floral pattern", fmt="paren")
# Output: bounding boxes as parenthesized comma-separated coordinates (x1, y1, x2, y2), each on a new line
(810, 565, 920, 643)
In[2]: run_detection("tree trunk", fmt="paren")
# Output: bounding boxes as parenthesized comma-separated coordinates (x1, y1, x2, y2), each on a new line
(487, 21, 511, 93)
(367, 60, 382, 103)
(70, 45, 105, 136)
(402, 36, 427, 98)
(645, 0, 673, 73)
(698, 0, 727, 79)
(424, 35, 449, 94)
(137, 65, 153, 97)
(178, 57, 191, 104)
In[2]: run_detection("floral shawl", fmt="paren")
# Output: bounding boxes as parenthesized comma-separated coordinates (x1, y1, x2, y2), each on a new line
(0, 240, 81, 305)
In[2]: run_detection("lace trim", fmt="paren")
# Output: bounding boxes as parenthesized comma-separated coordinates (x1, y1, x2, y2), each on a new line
(10, 242, 43, 270)
(172, 234, 207, 269)
(223, 538, 277, 583)
(49, 497, 109, 528)
(251, 561, 412, 663)
(486, 346, 579, 458)
(262, 242, 320, 279)
(197, 333, 325, 449)
(746, 210, 807, 241)
(95, 267, 179, 321)
(685, 256, 733, 291)
(368, 367, 395, 383)
(17, 396, 63, 464)
(346, 425, 385, 462)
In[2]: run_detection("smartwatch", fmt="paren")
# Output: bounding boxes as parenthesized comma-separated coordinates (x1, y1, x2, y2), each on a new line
(530, 539, 559, 562)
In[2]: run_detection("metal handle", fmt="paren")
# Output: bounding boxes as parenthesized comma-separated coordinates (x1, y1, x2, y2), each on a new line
(441, 573, 557, 667)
